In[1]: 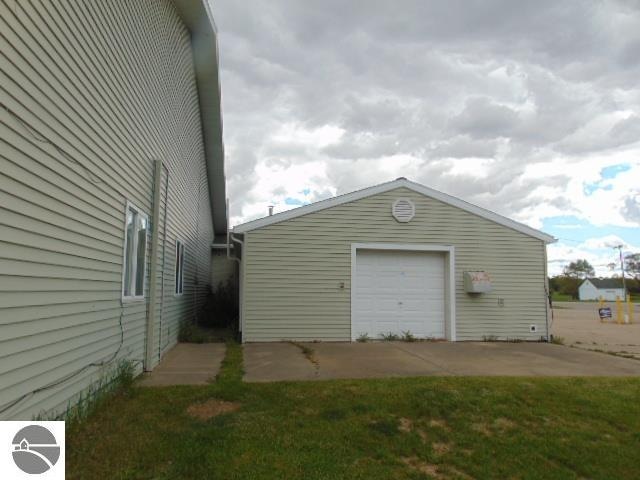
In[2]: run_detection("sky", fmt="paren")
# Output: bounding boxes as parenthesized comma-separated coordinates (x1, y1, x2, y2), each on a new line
(212, 0, 640, 277)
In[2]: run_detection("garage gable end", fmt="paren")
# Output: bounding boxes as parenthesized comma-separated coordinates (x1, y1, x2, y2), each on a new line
(234, 178, 555, 243)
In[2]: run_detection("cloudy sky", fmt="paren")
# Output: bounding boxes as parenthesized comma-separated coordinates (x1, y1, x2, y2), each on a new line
(212, 0, 640, 276)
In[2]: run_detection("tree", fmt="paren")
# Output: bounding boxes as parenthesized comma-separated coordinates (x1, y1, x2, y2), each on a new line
(563, 259, 595, 279)
(624, 253, 640, 280)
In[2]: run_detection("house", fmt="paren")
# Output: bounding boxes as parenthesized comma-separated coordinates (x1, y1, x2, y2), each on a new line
(231, 178, 555, 343)
(0, 0, 226, 419)
(578, 278, 627, 301)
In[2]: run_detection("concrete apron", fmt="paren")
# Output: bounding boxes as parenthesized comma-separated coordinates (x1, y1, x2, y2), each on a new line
(242, 341, 640, 382)
(138, 343, 226, 386)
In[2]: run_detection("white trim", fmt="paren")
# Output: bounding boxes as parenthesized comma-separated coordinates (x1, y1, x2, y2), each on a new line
(121, 200, 149, 302)
(233, 178, 555, 243)
(350, 243, 456, 341)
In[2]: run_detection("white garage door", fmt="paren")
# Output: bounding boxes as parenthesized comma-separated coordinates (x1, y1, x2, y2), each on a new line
(353, 249, 445, 340)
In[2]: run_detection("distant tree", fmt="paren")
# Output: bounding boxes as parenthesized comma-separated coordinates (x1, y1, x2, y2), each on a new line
(553, 275, 581, 299)
(624, 253, 640, 280)
(563, 259, 595, 279)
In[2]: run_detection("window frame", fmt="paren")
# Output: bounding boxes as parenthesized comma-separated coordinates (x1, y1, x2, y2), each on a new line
(121, 200, 149, 302)
(174, 239, 185, 296)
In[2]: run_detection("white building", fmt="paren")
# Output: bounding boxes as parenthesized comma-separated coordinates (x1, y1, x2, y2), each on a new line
(578, 278, 626, 301)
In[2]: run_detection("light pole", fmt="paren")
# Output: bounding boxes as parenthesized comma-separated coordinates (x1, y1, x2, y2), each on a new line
(613, 245, 627, 297)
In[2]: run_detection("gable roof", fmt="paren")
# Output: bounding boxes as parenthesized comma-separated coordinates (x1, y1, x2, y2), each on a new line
(233, 178, 556, 243)
(584, 278, 625, 289)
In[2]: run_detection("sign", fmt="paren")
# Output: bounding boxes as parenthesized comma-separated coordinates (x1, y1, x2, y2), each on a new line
(0, 421, 65, 479)
(598, 307, 612, 319)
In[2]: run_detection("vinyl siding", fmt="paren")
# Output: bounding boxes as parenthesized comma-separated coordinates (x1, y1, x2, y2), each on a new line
(243, 187, 547, 342)
(0, 0, 213, 420)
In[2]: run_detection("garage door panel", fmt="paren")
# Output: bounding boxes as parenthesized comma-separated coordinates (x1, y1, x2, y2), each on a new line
(353, 249, 446, 340)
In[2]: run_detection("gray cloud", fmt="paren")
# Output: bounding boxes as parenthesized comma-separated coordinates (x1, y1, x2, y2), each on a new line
(213, 0, 640, 224)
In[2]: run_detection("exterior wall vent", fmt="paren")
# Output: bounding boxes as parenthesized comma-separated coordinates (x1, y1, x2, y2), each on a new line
(392, 198, 415, 223)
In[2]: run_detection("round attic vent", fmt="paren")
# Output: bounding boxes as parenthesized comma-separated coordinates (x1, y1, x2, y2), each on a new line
(392, 198, 415, 223)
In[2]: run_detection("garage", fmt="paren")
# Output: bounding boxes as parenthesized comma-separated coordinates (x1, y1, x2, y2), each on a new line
(231, 178, 554, 343)
(352, 247, 451, 340)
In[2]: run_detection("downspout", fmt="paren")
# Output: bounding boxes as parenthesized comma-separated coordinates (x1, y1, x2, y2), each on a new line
(158, 163, 169, 356)
(230, 232, 244, 342)
(543, 241, 551, 342)
(146, 160, 164, 371)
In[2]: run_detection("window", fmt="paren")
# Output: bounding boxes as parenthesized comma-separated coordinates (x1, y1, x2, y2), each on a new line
(122, 202, 148, 300)
(175, 240, 185, 295)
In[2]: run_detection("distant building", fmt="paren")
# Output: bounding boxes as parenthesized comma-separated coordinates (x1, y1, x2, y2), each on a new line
(578, 278, 626, 301)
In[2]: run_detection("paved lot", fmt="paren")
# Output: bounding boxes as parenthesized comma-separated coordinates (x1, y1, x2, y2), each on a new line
(552, 301, 640, 359)
(138, 343, 226, 386)
(243, 340, 640, 381)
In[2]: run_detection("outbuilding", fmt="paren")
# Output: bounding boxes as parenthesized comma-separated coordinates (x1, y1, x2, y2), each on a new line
(231, 178, 555, 343)
(578, 278, 626, 301)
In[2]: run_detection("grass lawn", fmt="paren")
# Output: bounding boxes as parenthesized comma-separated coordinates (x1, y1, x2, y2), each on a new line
(68, 343, 640, 479)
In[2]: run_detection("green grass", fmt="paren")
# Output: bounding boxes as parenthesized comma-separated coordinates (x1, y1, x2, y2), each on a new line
(68, 342, 640, 479)
(551, 292, 576, 302)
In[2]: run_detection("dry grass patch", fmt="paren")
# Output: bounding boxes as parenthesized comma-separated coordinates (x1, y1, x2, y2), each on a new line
(401, 456, 442, 478)
(398, 417, 413, 433)
(429, 418, 451, 431)
(432, 442, 452, 455)
(186, 399, 240, 420)
(471, 423, 493, 437)
(493, 417, 516, 431)
(398, 417, 428, 442)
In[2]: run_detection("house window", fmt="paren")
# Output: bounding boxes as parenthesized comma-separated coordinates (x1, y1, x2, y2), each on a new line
(122, 202, 148, 300)
(175, 240, 185, 295)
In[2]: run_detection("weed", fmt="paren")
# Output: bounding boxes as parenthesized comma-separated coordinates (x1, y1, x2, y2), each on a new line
(551, 336, 565, 345)
(289, 341, 318, 365)
(178, 321, 223, 343)
(356, 333, 370, 343)
(35, 359, 136, 424)
(380, 332, 399, 341)
(401, 331, 416, 342)
(482, 335, 498, 342)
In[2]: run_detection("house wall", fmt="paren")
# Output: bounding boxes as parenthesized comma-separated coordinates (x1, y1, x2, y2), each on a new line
(0, 0, 213, 419)
(242, 187, 547, 342)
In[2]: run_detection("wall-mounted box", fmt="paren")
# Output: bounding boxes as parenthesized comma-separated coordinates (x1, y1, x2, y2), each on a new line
(464, 271, 492, 293)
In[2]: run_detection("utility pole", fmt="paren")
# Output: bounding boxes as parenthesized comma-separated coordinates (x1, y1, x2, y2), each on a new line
(613, 245, 627, 297)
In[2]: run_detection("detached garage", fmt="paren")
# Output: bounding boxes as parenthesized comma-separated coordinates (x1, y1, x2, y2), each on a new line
(231, 178, 555, 343)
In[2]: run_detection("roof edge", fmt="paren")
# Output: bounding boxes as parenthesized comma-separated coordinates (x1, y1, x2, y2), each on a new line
(173, 0, 227, 235)
(233, 178, 556, 243)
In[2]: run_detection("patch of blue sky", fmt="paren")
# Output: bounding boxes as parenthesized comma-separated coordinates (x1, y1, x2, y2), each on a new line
(583, 163, 631, 196)
(542, 215, 640, 245)
(284, 197, 306, 206)
(300, 188, 311, 195)
(600, 163, 631, 179)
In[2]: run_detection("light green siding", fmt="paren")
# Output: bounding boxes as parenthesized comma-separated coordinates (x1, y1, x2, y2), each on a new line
(0, 0, 213, 419)
(243, 187, 547, 342)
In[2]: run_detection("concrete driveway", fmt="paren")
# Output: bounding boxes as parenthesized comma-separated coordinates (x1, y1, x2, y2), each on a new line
(243, 341, 640, 382)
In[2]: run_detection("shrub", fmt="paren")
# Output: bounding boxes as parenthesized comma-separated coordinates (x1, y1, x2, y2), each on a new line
(199, 279, 239, 330)
(356, 333, 370, 343)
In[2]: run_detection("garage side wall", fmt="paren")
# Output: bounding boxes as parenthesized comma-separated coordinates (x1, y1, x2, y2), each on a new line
(243, 187, 546, 342)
